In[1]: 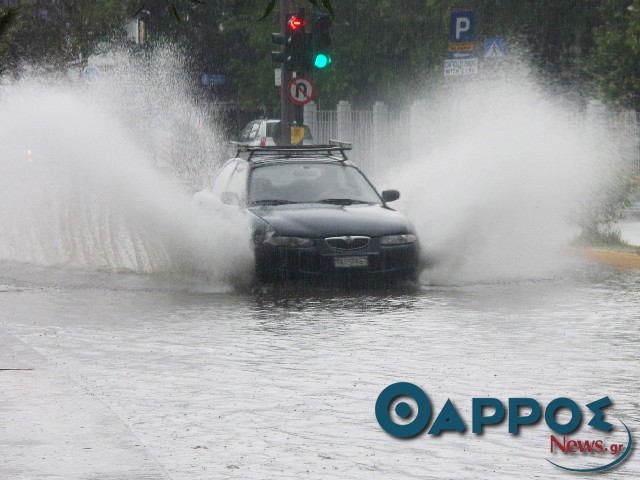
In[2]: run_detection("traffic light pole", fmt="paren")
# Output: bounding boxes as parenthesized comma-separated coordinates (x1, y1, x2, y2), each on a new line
(274, 4, 330, 143)
(279, 0, 294, 145)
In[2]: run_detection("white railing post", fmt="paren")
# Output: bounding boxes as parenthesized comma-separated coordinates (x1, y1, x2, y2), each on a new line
(372, 101, 388, 177)
(304, 101, 317, 141)
(337, 100, 352, 142)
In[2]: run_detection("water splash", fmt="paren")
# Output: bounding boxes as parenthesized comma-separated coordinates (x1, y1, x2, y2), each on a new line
(396, 62, 626, 284)
(0, 47, 252, 287)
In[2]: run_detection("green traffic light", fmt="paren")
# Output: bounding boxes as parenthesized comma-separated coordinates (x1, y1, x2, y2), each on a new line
(314, 53, 331, 69)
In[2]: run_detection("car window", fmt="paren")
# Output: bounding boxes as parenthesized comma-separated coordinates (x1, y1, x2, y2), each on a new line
(211, 161, 236, 199)
(238, 121, 259, 142)
(266, 122, 279, 138)
(238, 123, 251, 142)
(224, 162, 248, 205)
(248, 163, 381, 204)
(249, 122, 260, 139)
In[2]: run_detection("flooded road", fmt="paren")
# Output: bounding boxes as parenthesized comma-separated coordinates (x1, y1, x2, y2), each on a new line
(1, 261, 638, 479)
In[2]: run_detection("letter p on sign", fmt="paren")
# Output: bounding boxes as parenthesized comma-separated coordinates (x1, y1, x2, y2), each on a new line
(450, 10, 475, 43)
(456, 18, 470, 40)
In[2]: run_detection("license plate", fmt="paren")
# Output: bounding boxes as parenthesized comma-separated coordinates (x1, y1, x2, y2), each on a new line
(334, 256, 369, 268)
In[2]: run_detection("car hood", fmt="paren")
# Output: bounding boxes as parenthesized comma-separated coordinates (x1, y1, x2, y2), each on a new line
(248, 203, 415, 238)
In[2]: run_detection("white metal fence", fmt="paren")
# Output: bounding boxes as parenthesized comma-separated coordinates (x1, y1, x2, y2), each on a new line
(305, 101, 411, 181)
(605, 111, 640, 174)
(304, 100, 640, 178)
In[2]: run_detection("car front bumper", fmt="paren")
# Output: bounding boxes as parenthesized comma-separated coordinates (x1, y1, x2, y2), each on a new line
(254, 237, 420, 281)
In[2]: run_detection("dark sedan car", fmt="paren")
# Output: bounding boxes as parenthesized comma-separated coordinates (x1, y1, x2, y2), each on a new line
(196, 145, 419, 283)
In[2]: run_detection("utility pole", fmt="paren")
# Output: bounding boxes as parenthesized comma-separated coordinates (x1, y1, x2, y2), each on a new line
(279, 0, 294, 145)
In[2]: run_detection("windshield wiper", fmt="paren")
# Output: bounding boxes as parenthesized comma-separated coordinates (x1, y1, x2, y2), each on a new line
(251, 199, 298, 206)
(318, 198, 368, 205)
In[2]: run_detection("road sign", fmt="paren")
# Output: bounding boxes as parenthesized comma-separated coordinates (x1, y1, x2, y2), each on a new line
(450, 9, 475, 43)
(444, 58, 478, 77)
(83, 66, 100, 83)
(287, 76, 316, 106)
(449, 52, 475, 59)
(201, 73, 226, 87)
(447, 8, 476, 67)
(484, 38, 506, 58)
(448, 42, 474, 53)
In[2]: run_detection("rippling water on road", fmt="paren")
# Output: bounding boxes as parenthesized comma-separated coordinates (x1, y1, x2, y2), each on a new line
(1, 261, 639, 480)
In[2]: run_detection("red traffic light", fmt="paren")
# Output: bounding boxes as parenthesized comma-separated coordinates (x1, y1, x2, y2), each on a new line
(287, 15, 306, 31)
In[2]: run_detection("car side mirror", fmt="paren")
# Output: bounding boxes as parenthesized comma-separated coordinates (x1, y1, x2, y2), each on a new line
(382, 189, 400, 203)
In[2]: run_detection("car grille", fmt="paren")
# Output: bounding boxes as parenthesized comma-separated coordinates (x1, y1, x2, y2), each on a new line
(325, 236, 370, 250)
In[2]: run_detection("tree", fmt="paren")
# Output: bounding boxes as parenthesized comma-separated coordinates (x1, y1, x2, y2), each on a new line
(585, 0, 640, 109)
(0, 1, 138, 70)
(260, 0, 334, 20)
(0, 7, 17, 38)
(0, 6, 18, 72)
(4, 0, 640, 114)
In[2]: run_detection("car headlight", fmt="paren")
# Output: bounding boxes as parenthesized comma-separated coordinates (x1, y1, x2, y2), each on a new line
(264, 234, 314, 248)
(380, 234, 417, 245)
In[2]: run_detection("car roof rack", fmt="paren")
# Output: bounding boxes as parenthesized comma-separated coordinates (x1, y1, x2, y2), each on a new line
(236, 140, 352, 162)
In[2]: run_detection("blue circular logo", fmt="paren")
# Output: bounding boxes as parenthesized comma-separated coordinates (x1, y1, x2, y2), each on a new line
(375, 382, 432, 438)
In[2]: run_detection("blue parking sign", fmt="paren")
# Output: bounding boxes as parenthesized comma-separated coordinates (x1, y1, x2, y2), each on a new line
(450, 10, 475, 43)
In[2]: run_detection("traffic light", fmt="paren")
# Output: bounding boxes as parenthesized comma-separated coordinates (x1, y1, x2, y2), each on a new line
(271, 11, 309, 71)
(272, 10, 332, 72)
(311, 13, 332, 69)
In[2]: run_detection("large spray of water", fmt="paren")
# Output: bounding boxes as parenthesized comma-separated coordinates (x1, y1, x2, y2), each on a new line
(0, 47, 627, 288)
(394, 63, 625, 283)
(0, 47, 252, 287)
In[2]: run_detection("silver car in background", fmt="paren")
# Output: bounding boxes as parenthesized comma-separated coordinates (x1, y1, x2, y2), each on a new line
(236, 119, 314, 147)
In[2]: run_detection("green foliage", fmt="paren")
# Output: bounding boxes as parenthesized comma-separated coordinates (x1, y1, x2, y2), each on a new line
(135, 0, 207, 23)
(3, 0, 640, 113)
(573, 225, 640, 255)
(576, 167, 639, 245)
(259, 0, 278, 20)
(0, 7, 18, 38)
(0, 7, 18, 72)
(260, 0, 334, 20)
(315, 1, 449, 109)
(585, 0, 640, 109)
(0, 1, 139, 69)
(476, 1, 599, 73)
(222, 5, 280, 111)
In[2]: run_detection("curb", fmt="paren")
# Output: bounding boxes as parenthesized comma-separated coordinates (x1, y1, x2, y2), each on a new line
(576, 247, 640, 269)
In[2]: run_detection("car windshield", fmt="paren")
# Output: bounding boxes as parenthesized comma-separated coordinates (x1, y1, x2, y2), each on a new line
(249, 163, 382, 205)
